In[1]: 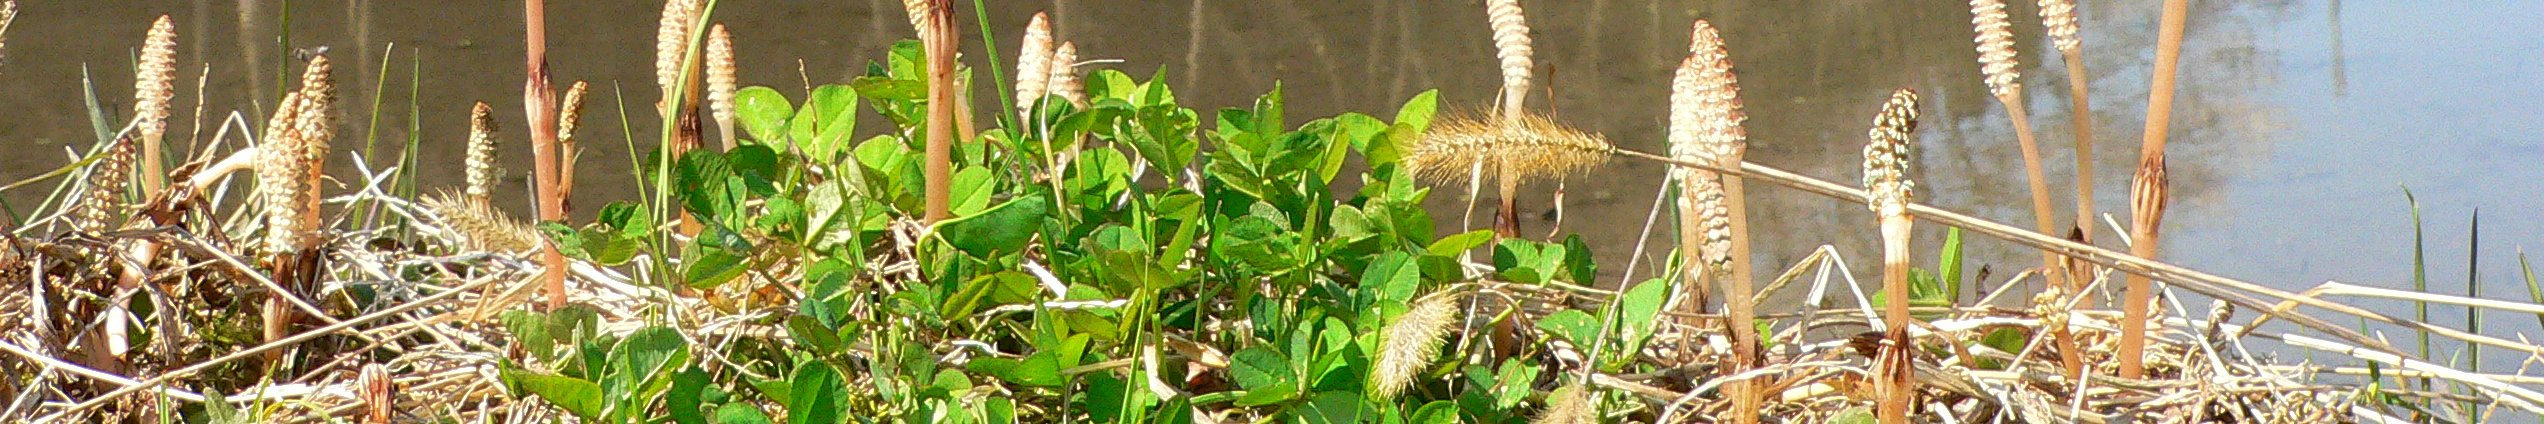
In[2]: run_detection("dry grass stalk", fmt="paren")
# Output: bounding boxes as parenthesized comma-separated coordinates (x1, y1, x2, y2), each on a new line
(2121, 0, 2190, 379)
(1015, 12, 1055, 114)
(1674, 19, 1766, 424)
(558, 80, 590, 202)
(422, 192, 540, 253)
(1971, 0, 2069, 297)
(134, 15, 177, 195)
(1532, 384, 1595, 424)
(707, 23, 738, 151)
(1484, 0, 1533, 121)
(1862, 88, 1919, 424)
(2040, 0, 2100, 297)
(1372, 290, 1467, 399)
(1049, 42, 1085, 108)
(463, 102, 501, 204)
(919, 0, 956, 224)
(0, 2, 16, 67)
(1402, 113, 1611, 189)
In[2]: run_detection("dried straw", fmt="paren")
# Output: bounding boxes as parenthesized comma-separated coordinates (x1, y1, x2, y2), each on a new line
(134, 15, 177, 195)
(1371, 291, 1466, 399)
(1048, 42, 1084, 108)
(463, 102, 501, 204)
(1015, 12, 1055, 114)
(1401, 113, 1611, 188)
(1484, 0, 1534, 120)
(706, 23, 737, 150)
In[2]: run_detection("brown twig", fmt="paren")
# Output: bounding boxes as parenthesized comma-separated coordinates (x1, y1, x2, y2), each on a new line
(2120, 0, 2189, 379)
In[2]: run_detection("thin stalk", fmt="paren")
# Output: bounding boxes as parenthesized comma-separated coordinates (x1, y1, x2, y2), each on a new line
(2465, 210, 2481, 378)
(2119, 0, 2190, 379)
(523, 0, 565, 310)
(921, 0, 956, 224)
(2002, 98, 2066, 294)
(2408, 189, 2429, 371)
(2062, 49, 2098, 254)
(1876, 213, 1914, 424)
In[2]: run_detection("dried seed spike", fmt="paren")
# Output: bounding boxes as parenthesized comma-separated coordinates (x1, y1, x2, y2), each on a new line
(257, 91, 308, 254)
(1970, 0, 2022, 99)
(1372, 291, 1468, 399)
(1667, 53, 1733, 277)
(655, 0, 703, 99)
(558, 81, 590, 149)
(1484, 0, 1534, 118)
(1683, 20, 1748, 162)
(1531, 384, 1596, 424)
(464, 102, 501, 203)
(706, 23, 737, 133)
(900, 0, 930, 38)
(558, 80, 591, 201)
(71, 133, 138, 234)
(134, 15, 178, 190)
(421, 191, 541, 253)
(1863, 88, 1920, 215)
(1015, 12, 1055, 113)
(1048, 42, 1084, 107)
(1402, 113, 1613, 187)
(2039, 0, 2081, 54)
(260, 56, 336, 253)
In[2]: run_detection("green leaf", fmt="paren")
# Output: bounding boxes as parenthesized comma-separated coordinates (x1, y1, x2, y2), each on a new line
(668, 368, 712, 424)
(948, 166, 996, 216)
(1535, 310, 1599, 346)
(1614, 279, 1670, 357)
(849, 76, 926, 101)
(713, 403, 776, 424)
(791, 84, 861, 162)
(500, 369, 605, 420)
(1427, 230, 1495, 257)
(934, 194, 1051, 258)
(1829, 407, 1878, 424)
(1234, 383, 1301, 407)
(684, 247, 749, 289)
(1362, 252, 1421, 306)
(1392, 90, 1439, 135)
(734, 86, 794, 143)
(1408, 401, 1460, 424)
(1229, 347, 1294, 391)
(1298, 391, 1372, 424)
(788, 361, 848, 424)
(609, 327, 691, 398)
(1939, 227, 1965, 304)
(967, 351, 1065, 387)
(785, 315, 843, 355)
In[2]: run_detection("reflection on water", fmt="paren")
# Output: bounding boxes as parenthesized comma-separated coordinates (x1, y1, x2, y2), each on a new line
(4, 0, 2540, 367)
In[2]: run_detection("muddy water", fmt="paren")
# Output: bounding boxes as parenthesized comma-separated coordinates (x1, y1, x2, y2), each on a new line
(4, 1, 2541, 367)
